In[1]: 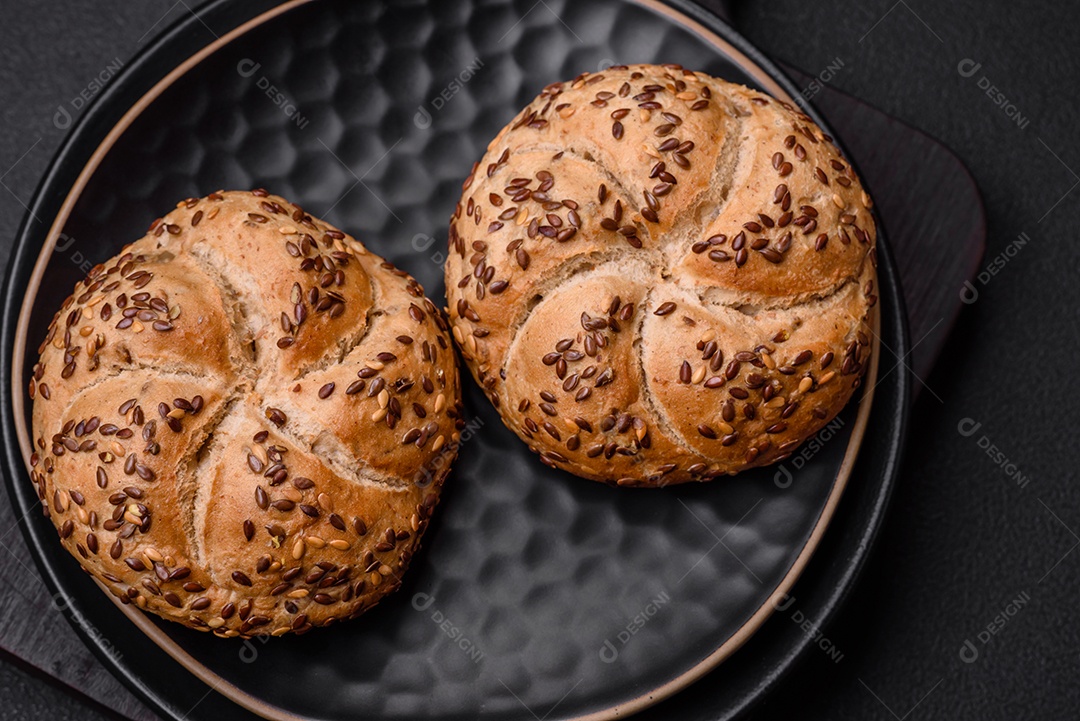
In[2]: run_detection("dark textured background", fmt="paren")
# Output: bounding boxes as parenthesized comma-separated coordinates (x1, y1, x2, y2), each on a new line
(0, 1, 1077, 719)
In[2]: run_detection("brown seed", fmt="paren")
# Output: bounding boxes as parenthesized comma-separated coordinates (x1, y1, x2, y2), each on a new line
(721, 401, 736, 423)
(654, 302, 677, 316)
(679, 361, 692, 384)
(318, 382, 335, 399)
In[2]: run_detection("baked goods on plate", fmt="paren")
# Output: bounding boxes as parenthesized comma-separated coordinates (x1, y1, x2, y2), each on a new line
(445, 64, 877, 486)
(29, 190, 462, 637)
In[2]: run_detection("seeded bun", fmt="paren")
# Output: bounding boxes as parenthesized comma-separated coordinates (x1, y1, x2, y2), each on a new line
(29, 190, 463, 637)
(445, 64, 877, 486)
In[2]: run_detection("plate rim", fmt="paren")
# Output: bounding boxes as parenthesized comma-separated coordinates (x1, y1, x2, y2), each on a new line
(0, 1, 909, 719)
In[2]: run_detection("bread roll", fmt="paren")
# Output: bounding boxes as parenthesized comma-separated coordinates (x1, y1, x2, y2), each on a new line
(445, 64, 877, 486)
(29, 190, 462, 636)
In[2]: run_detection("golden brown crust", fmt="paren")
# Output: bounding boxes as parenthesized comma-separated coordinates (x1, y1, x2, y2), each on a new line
(29, 190, 462, 637)
(444, 64, 878, 486)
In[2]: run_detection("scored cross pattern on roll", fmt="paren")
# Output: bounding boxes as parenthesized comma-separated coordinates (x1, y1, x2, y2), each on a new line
(446, 64, 878, 487)
(29, 191, 463, 637)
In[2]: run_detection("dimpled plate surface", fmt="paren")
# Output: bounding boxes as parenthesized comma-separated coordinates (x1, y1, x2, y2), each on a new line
(5, 1, 895, 719)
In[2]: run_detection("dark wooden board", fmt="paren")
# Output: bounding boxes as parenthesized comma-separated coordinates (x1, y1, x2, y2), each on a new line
(0, 16, 984, 721)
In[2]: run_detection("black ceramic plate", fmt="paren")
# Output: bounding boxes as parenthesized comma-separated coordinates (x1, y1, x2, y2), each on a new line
(0, 1, 909, 720)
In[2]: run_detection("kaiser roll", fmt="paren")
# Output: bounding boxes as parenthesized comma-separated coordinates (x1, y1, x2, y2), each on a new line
(444, 64, 877, 487)
(29, 190, 462, 637)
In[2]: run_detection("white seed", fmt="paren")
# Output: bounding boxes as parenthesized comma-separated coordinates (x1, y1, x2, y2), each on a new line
(691, 365, 706, 385)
